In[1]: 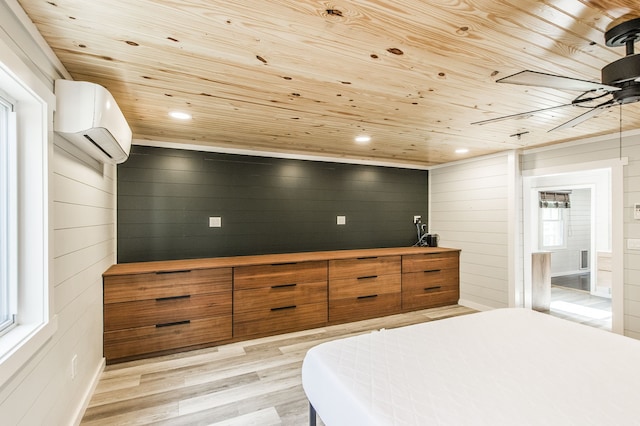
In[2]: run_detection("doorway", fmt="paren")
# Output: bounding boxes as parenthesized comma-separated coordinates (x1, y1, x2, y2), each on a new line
(521, 161, 624, 334)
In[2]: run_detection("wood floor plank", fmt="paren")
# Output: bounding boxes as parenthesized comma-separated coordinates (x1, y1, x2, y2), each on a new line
(210, 407, 282, 426)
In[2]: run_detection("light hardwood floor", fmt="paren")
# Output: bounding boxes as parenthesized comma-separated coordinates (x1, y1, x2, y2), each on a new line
(81, 305, 476, 425)
(549, 285, 612, 330)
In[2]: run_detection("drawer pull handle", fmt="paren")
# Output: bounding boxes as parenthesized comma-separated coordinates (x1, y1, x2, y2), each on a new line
(155, 269, 192, 275)
(156, 320, 190, 328)
(357, 294, 378, 300)
(271, 262, 298, 266)
(357, 256, 378, 260)
(424, 286, 442, 292)
(357, 275, 378, 280)
(423, 269, 441, 273)
(271, 283, 297, 289)
(271, 305, 297, 311)
(156, 294, 191, 302)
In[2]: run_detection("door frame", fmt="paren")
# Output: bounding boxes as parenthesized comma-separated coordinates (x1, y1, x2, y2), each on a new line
(520, 158, 626, 334)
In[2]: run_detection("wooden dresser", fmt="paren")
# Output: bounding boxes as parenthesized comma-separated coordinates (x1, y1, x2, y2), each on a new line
(103, 247, 459, 363)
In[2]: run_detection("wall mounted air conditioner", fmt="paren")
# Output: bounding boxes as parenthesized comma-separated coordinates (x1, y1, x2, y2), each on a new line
(54, 79, 132, 164)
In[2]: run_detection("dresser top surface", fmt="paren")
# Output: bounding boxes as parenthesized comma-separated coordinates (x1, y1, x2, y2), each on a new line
(104, 247, 460, 276)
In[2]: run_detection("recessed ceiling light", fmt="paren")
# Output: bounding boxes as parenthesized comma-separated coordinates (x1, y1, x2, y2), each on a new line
(355, 135, 371, 143)
(455, 148, 469, 154)
(169, 111, 192, 120)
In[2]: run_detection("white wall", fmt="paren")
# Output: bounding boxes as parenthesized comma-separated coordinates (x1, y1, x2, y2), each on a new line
(430, 133, 639, 338)
(522, 133, 640, 338)
(430, 153, 512, 309)
(0, 1, 115, 423)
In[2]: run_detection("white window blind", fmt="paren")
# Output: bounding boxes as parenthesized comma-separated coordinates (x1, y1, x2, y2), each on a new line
(539, 191, 571, 208)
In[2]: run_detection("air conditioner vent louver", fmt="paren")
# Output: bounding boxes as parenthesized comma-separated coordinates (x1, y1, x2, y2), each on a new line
(54, 80, 132, 164)
(84, 133, 113, 159)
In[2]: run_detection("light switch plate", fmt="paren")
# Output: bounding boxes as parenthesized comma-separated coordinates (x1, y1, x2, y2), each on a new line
(209, 216, 221, 227)
(628, 239, 640, 250)
(337, 215, 346, 225)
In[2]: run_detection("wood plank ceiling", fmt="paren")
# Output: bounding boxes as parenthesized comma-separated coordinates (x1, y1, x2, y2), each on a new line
(17, 0, 640, 167)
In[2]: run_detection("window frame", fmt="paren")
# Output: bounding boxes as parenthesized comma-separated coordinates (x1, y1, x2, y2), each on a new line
(0, 92, 16, 337)
(0, 37, 56, 388)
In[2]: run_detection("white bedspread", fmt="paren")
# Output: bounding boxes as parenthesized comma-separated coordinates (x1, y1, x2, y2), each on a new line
(302, 308, 640, 425)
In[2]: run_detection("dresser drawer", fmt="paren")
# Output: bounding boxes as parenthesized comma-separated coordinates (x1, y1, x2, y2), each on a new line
(234, 261, 327, 290)
(104, 268, 232, 303)
(402, 270, 459, 310)
(329, 256, 401, 280)
(233, 302, 327, 338)
(234, 281, 326, 313)
(329, 274, 401, 300)
(329, 293, 401, 323)
(402, 288, 459, 310)
(402, 252, 458, 274)
(104, 292, 232, 331)
(402, 269, 459, 292)
(104, 316, 232, 361)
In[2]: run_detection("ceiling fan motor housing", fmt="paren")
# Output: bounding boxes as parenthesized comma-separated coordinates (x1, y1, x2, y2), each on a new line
(602, 54, 640, 86)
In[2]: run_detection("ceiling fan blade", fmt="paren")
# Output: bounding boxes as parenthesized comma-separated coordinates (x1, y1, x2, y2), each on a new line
(471, 103, 574, 125)
(497, 70, 620, 92)
(548, 102, 614, 132)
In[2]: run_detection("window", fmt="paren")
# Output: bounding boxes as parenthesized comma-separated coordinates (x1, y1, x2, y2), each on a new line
(538, 190, 571, 249)
(0, 93, 15, 336)
(540, 207, 566, 248)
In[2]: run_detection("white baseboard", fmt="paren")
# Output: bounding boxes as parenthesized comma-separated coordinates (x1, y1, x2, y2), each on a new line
(71, 357, 105, 426)
(458, 299, 495, 312)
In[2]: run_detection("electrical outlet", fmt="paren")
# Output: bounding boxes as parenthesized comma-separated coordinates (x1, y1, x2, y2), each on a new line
(71, 354, 78, 380)
(337, 215, 346, 225)
(414, 215, 421, 224)
(209, 216, 221, 227)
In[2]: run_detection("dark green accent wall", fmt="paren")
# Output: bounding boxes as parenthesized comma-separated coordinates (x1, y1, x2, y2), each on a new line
(117, 146, 428, 263)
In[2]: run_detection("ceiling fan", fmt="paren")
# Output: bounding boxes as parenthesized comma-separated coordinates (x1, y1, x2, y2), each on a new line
(473, 17, 640, 132)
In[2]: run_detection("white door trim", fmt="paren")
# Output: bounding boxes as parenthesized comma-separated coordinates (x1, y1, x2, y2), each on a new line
(519, 157, 626, 334)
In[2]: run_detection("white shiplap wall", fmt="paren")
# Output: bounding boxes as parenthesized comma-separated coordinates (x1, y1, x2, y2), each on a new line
(0, 1, 115, 424)
(430, 153, 512, 310)
(522, 133, 640, 338)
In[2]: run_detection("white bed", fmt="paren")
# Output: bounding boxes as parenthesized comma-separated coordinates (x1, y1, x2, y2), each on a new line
(302, 308, 640, 425)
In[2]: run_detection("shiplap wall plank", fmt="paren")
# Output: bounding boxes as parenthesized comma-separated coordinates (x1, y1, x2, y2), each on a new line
(430, 153, 511, 309)
(53, 225, 114, 258)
